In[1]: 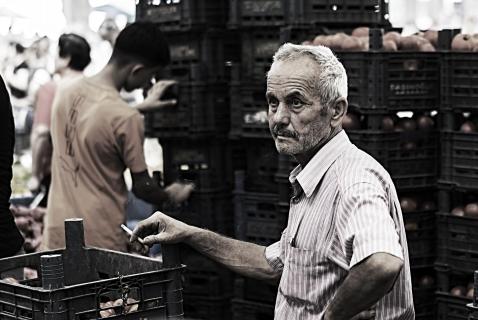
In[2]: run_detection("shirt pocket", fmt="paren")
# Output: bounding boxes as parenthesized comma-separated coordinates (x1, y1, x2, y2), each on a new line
(280, 244, 329, 306)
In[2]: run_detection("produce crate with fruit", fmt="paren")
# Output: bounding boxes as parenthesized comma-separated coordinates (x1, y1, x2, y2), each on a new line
(412, 268, 436, 320)
(399, 194, 436, 267)
(440, 111, 478, 189)
(136, 0, 228, 32)
(436, 187, 478, 272)
(435, 265, 474, 320)
(228, 0, 389, 28)
(441, 31, 478, 110)
(0, 219, 184, 320)
(144, 81, 230, 138)
(231, 298, 275, 320)
(345, 111, 438, 190)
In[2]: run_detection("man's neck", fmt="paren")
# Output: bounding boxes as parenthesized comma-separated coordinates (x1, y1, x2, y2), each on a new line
(88, 64, 124, 91)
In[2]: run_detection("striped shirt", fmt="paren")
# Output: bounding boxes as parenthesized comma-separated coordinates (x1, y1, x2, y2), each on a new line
(265, 130, 414, 320)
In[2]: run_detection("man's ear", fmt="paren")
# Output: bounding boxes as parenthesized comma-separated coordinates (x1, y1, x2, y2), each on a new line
(330, 97, 348, 127)
(130, 63, 145, 75)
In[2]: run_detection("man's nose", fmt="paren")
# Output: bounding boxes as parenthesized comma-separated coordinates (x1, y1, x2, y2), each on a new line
(270, 103, 291, 126)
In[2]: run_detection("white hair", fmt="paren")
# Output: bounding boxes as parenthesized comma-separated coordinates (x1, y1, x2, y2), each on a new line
(269, 43, 348, 108)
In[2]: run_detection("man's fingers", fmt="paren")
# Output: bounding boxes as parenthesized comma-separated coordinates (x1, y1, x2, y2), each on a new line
(351, 310, 376, 320)
(143, 234, 166, 246)
(158, 99, 177, 108)
(130, 222, 146, 243)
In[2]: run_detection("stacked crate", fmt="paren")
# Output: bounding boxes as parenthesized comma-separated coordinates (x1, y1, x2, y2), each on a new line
(136, 2, 238, 319)
(436, 30, 478, 319)
(228, 2, 287, 319)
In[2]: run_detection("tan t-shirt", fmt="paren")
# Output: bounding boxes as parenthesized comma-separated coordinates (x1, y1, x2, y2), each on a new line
(43, 78, 147, 251)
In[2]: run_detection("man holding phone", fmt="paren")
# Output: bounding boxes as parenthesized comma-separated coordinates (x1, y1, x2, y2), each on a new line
(43, 22, 194, 252)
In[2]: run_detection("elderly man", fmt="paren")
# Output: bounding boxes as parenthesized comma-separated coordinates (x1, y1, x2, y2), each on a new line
(132, 43, 415, 319)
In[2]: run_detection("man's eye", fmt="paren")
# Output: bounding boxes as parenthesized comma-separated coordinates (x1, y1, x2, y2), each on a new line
(291, 98, 303, 108)
(269, 99, 279, 109)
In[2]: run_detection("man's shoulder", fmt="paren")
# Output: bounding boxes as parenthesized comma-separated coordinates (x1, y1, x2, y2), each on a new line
(331, 144, 392, 193)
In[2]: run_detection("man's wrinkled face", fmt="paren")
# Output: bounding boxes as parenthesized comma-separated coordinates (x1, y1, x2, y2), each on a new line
(267, 56, 332, 156)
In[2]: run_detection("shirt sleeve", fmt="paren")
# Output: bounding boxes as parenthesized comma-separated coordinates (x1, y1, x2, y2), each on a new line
(115, 112, 147, 174)
(264, 230, 286, 272)
(338, 182, 404, 268)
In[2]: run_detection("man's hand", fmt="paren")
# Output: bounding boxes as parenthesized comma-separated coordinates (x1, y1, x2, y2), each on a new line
(350, 308, 376, 320)
(165, 182, 195, 204)
(136, 80, 177, 112)
(131, 211, 193, 246)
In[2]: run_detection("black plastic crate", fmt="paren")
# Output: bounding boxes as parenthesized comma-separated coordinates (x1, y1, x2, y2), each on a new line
(441, 53, 478, 110)
(441, 131, 478, 191)
(436, 212, 478, 273)
(413, 287, 436, 320)
(180, 248, 233, 297)
(437, 292, 471, 320)
(234, 190, 288, 246)
(162, 189, 233, 235)
(183, 294, 231, 320)
(144, 81, 230, 138)
(228, 0, 388, 28)
(239, 142, 296, 193)
(234, 276, 278, 304)
(348, 130, 438, 190)
(338, 51, 440, 112)
(240, 28, 282, 81)
(231, 298, 274, 320)
(229, 79, 269, 139)
(229, 0, 286, 28)
(404, 210, 436, 267)
(0, 219, 184, 320)
(165, 30, 239, 82)
(242, 139, 279, 192)
(288, 0, 389, 26)
(136, 0, 228, 32)
(161, 139, 233, 191)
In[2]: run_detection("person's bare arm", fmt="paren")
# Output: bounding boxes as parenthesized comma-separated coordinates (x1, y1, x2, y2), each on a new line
(131, 171, 194, 206)
(131, 211, 280, 281)
(30, 125, 51, 190)
(323, 252, 403, 320)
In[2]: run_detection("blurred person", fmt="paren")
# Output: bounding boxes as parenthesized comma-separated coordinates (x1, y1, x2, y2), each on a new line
(29, 33, 92, 204)
(0, 74, 24, 258)
(42, 22, 194, 252)
(85, 17, 120, 76)
(132, 44, 414, 319)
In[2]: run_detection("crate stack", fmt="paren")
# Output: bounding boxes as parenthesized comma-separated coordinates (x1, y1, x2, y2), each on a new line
(136, 1, 239, 319)
(228, 2, 289, 315)
(435, 30, 478, 320)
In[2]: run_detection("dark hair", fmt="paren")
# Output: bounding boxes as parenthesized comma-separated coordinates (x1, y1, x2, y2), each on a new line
(110, 22, 170, 67)
(58, 33, 91, 71)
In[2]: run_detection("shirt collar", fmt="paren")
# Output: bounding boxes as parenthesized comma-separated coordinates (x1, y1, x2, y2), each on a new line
(289, 130, 351, 198)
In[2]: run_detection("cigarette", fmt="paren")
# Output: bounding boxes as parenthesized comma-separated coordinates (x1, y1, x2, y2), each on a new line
(121, 224, 145, 245)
